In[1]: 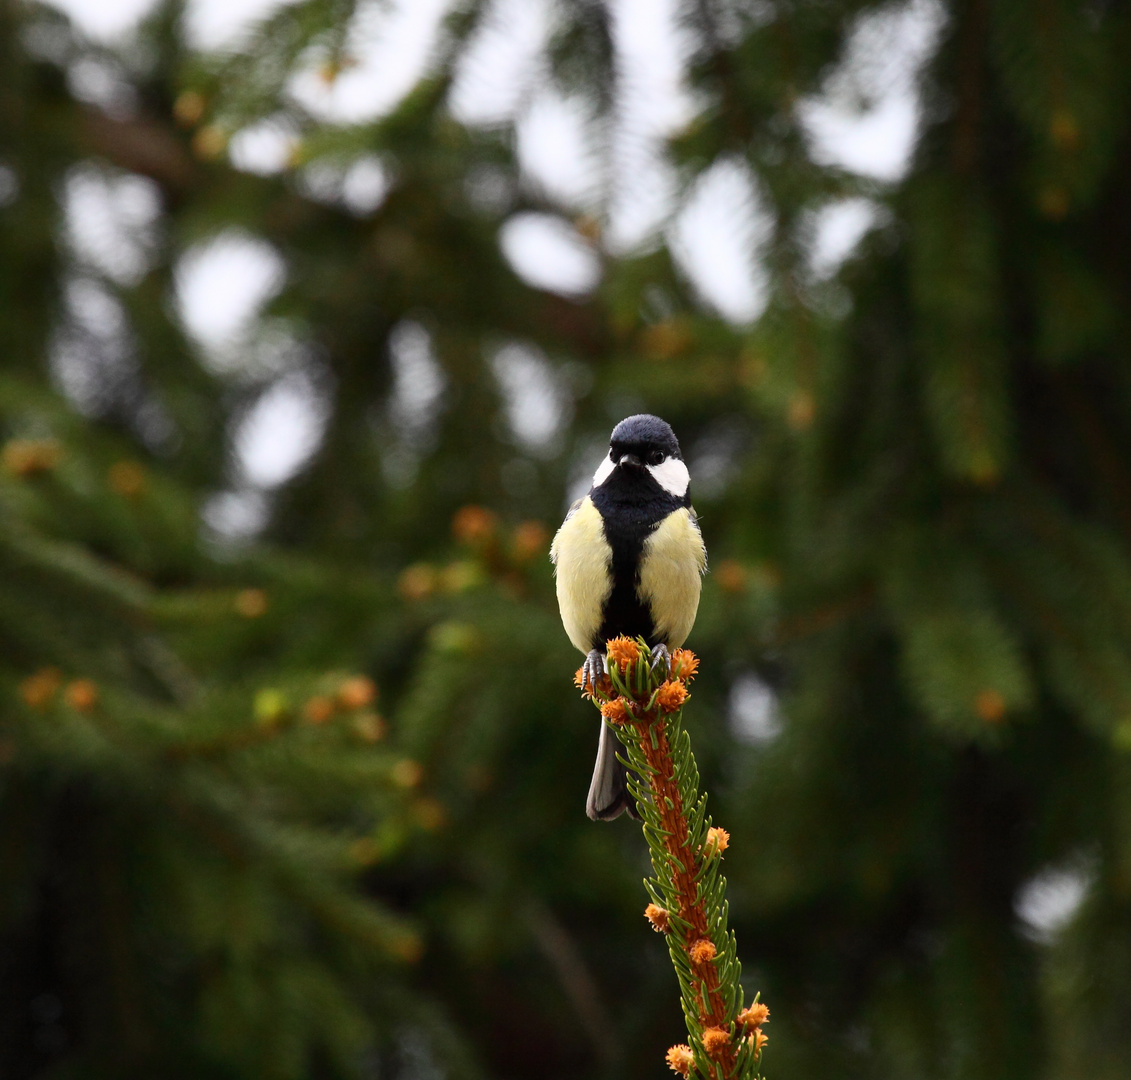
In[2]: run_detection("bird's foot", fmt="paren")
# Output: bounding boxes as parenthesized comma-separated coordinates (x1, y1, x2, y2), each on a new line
(649, 643, 671, 673)
(581, 649, 607, 692)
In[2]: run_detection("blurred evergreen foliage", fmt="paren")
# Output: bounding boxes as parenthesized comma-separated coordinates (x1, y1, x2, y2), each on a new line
(2, 0, 1131, 1078)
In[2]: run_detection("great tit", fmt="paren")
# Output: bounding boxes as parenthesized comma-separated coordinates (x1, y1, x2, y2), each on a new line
(551, 414, 707, 820)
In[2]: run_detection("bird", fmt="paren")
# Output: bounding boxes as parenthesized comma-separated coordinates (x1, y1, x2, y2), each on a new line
(551, 414, 707, 820)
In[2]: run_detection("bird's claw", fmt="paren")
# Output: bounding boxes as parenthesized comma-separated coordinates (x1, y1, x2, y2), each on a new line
(650, 643, 671, 673)
(582, 649, 607, 692)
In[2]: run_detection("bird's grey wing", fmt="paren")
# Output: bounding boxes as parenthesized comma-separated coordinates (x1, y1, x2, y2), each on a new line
(689, 505, 707, 574)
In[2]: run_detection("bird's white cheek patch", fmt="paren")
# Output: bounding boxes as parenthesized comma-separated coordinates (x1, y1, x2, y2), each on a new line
(591, 452, 615, 488)
(647, 457, 690, 498)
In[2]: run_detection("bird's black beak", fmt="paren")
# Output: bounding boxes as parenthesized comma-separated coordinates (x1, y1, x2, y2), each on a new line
(618, 452, 643, 470)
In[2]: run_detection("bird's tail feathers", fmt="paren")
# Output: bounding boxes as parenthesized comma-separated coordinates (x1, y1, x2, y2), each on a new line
(586, 720, 641, 821)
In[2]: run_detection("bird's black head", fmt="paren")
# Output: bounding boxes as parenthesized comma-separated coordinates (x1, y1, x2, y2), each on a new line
(590, 414, 689, 502)
(609, 414, 682, 466)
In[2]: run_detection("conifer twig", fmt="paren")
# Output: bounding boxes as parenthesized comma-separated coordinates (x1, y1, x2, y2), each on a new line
(577, 638, 769, 1079)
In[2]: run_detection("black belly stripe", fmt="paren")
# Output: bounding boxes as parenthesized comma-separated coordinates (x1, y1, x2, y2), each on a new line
(590, 475, 685, 650)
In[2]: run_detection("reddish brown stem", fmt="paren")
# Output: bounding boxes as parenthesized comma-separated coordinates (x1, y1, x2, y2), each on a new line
(632, 711, 737, 1077)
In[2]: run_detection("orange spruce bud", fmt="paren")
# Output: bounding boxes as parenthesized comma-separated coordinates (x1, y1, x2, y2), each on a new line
(701, 1026, 731, 1058)
(655, 679, 688, 712)
(191, 124, 227, 160)
(172, 89, 206, 126)
(338, 675, 377, 710)
(20, 668, 62, 710)
(752, 1028, 768, 1053)
(1039, 185, 1070, 220)
(1049, 108, 1080, 151)
(665, 1044, 694, 1077)
(714, 559, 747, 594)
(349, 836, 381, 865)
(738, 1002, 769, 1031)
(451, 505, 497, 546)
(644, 903, 671, 933)
(352, 711, 386, 743)
(107, 460, 146, 498)
(788, 390, 815, 430)
(303, 696, 335, 725)
(574, 213, 601, 244)
(413, 797, 446, 831)
(390, 932, 424, 964)
(398, 563, 437, 601)
(975, 688, 1006, 724)
(704, 826, 730, 857)
(574, 666, 610, 699)
(391, 759, 423, 788)
(439, 560, 484, 594)
(606, 636, 640, 671)
(689, 938, 716, 965)
(234, 588, 268, 617)
(511, 520, 549, 562)
(601, 698, 629, 725)
(64, 679, 99, 712)
(642, 317, 693, 360)
(2, 439, 62, 477)
(670, 648, 699, 681)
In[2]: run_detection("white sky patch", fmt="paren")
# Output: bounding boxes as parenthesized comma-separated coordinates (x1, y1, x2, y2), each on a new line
(688, 423, 745, 499)
(342, 155, 392, 215)
(516, 92, 601, 210)
(388, 320, 445, 442)
(288, 0, 451, 125)
(0, 164, 18, 207)
(233, 369, 330, 488)
(463, 164, 516, 216)
(729, 671, 782, 744)
(606, 152, 679, 256)
(240, 319, 311, 382)
(492, 341, 570, 455)
(228, 116, 299, 175)
(382, 320, 446, 486)
(63, 164, 161, 287)
(201, 487, 270, 543)
(184, 0, 299, 53)
(1015, 859, 1094, 944)
(799, 0, 945, 182)
(50, 276, 135, 415)
(605, 0, 697, 251)
(67, 56, 139, 117)
(448, 0, 553, 127)
(38, 0, 160, 42)
(298, 162, 347, 206)
(174, 229, 286, 359)
(298, 154, 392, 216)
(500, 213, 602, 298)
(806, 197, 888, 280)
(669, 158, 770, 325)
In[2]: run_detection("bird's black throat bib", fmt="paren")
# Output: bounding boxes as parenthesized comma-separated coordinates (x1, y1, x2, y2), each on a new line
(590, 470, 687, 649)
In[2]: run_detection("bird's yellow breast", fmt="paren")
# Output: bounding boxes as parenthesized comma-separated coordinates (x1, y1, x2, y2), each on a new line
(550, 497, 612, 655)
(638, 507, 706, 649)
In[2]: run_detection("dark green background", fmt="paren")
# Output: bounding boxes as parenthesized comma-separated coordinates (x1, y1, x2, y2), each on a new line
(3, 1, 1130, 1077)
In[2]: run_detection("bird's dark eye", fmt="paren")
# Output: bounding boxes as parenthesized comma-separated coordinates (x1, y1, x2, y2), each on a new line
(648, 450, 665, 466)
